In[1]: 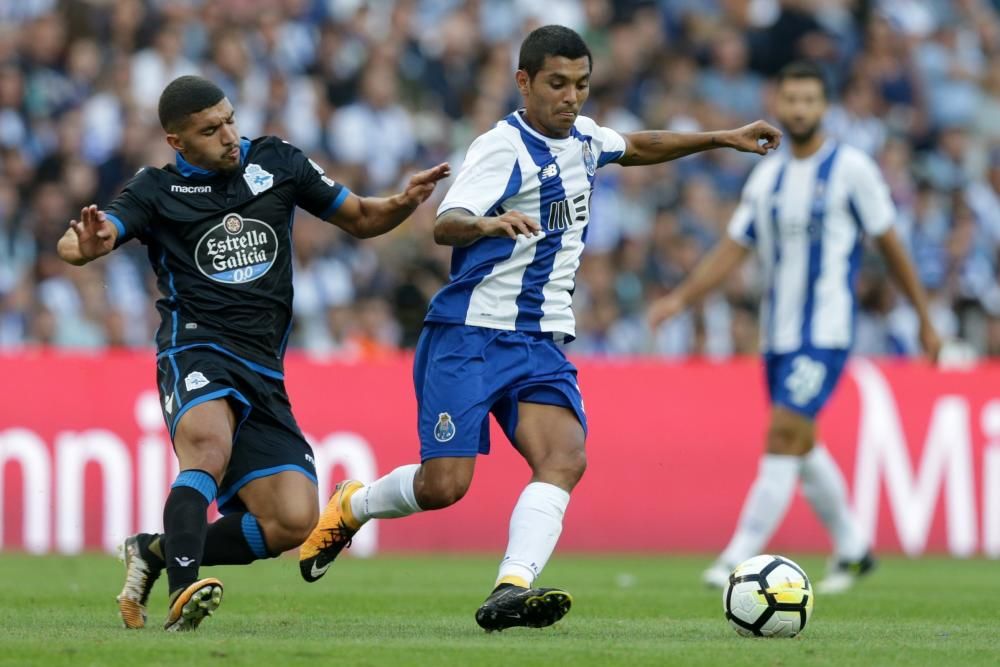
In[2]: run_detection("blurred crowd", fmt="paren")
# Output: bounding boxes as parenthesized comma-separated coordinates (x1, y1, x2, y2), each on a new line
(2, 0, 1000, 360)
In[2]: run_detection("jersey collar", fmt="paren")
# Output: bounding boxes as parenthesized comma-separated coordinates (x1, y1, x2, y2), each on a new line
(174, 137, 251, 179)
(510, 110, 576, 145)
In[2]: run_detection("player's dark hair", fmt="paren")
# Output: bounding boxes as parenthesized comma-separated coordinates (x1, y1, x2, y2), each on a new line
(518, 25, 592, 79)
(158, 75, 226, 132)
(775, 61, 828, 97)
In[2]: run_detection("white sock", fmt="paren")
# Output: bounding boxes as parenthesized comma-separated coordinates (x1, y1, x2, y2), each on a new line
(800, 444, 867, 561)
(496, 482, 570, 587)
(719, 454, 801, 566)
(350, 464, 423, 524)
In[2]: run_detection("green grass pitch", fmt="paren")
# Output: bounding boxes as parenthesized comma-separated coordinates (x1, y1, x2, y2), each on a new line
(0, 553, 997, 666)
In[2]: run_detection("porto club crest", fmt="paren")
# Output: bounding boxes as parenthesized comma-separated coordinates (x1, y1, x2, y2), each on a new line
(434, 412, 456, 442)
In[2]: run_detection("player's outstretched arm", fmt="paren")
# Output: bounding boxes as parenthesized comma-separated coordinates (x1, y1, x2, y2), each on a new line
(433, 209, 542, 247)
(619, 121, 782, 166)
(56, 204, 118, 266)
(327, 163, 450, 239)
(874, 227, 942, 362)
(647, 236, 749, 328)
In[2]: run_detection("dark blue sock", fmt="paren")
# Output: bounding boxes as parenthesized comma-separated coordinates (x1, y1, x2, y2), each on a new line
(202, 512, 272, 566)
(163, 469, 217, 595)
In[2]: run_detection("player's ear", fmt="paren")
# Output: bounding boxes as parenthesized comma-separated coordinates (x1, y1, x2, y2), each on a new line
(515, 70, 530, 97)
(165, 133, 184, 153)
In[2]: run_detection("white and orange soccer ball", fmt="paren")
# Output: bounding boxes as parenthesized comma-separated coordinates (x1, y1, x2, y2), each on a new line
(723, 554, 814, 638)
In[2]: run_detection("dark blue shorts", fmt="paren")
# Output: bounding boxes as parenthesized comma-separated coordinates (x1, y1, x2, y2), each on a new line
(413, 323, 587, 461)
(764, 346, 849, 419)
(156, 345, 317, 514)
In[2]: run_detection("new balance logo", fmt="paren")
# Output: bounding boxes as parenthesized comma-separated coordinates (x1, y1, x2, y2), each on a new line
(546, 193, 588, 232)
(171, 185, 212, 193)
(175, 556, 195, 567)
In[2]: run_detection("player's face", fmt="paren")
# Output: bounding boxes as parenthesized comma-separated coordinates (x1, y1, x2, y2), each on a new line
(167, 98, 242, 172)
(517, 55, 591, 138)
(775, 78, 826, 145)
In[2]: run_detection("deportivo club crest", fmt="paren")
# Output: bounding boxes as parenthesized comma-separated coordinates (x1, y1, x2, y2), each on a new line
(434, 412, 456, 442)
(243, 163, 274, 196)
(583, 141, 596, 176)
(194, 212, 279, 284)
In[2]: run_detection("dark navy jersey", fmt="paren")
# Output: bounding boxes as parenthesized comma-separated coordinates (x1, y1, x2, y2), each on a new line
(105, 136, 349, 376)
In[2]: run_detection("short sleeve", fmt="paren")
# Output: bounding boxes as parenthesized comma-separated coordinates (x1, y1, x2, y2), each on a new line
(105, 169, 155, 246)
(593, 125, 626, 168)
(727, 166, 764, 247)
(727, 200, 757, 248)
(846, 152, 895, 237)
(288, 144, 350, 219)
(437, 132, 519, 217)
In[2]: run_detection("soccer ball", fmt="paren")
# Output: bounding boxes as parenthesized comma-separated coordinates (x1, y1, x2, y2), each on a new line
(723, 554, 814, 638)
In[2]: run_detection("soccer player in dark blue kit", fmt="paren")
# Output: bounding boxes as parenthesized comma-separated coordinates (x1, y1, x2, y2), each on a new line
(56, 75, 449, 631)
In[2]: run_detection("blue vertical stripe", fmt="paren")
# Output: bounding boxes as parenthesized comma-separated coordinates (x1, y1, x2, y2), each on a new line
(507, 115, 567, 331)
(168, 352, 183, 412)
(846, 196, 865, 347)
(172, 469, 218, 504)
(241, 512, 269, 559)
(800, 146, 840, 347)
(279, 211, 296, 358)
(766, 163, 787, 349)
(745, 216, 758, 245)
(159, 249, 179, 346)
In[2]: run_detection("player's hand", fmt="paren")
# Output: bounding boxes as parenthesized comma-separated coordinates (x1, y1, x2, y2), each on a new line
(720, 121, 782, 155)
(69, 205, 116, 261)
(399, 162, 451, 208)
(919, 319, 942, 364)
(477, 211, 542, 240)
(647, 292, 687, 328)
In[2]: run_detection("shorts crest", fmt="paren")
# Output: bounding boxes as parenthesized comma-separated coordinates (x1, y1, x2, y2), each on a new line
(434, 412, 456, 443)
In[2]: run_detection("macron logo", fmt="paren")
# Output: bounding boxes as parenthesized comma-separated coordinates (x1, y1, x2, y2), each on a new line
(171, 185, 212, 194)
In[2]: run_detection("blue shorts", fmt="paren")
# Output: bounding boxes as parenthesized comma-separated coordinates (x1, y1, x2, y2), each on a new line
(413, 323, 587, 460)
(764, 346, 849, 419)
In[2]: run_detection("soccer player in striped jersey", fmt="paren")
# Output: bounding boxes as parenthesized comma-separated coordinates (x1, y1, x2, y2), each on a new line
(298, 25, 781, 630)
(648, 61, 941, 593)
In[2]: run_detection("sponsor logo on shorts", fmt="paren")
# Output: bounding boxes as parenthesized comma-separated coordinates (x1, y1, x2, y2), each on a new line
(184, 371, 209, 392)
(434, 412, 456, 443)
(194, 213, 279, 285)
(304, 453, 315, 465)
(164, 393, 174, 415)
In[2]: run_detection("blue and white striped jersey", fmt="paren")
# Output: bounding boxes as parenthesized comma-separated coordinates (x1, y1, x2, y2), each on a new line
(428, 111, 626, 340)
(727, 140, 896, 353)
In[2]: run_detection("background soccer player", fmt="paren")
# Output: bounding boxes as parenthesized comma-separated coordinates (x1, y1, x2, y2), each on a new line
(56, 75, 449, 631)
(297, 25, 781, 630)
(648, 61, 942, 593)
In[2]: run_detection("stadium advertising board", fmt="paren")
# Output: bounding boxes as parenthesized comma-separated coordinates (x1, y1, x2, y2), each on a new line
(1, 352, 998, 557)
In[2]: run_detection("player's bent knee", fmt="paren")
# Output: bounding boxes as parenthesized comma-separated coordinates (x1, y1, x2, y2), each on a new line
(415, 475, 471, 510)
(260, 505, 318, 552)
(766, 427, 810, 456)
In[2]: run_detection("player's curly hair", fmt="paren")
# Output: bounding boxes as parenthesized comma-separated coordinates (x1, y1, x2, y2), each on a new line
(158, 75, 226, 132)
(518, 25, 592, 79)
